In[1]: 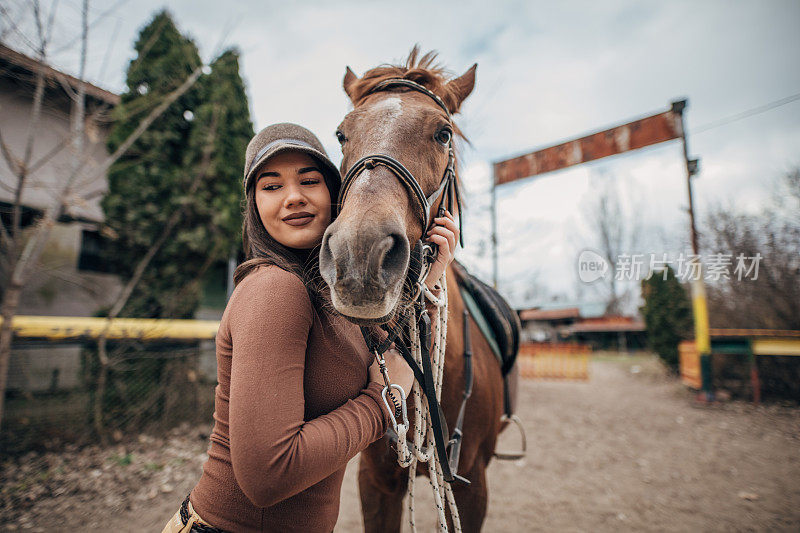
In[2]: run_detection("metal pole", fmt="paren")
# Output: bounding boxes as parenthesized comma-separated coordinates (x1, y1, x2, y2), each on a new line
(491, 170, 498, 288)
(672, 99, 713, 401)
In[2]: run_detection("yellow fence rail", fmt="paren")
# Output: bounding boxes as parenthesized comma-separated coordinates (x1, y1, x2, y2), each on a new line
(2, 315, 219, 341)
(517, 343, 591, 381)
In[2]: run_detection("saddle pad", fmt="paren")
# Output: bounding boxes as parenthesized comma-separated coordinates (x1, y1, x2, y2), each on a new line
(459, 285, 503, 367)
(453, 262, 520, 376)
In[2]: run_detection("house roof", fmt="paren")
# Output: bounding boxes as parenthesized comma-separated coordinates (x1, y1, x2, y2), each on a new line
(0, 43, 119, 106)
(567, 316, 646, 333)
(519, 307, 581, 321)
(518, 300, 607, 319)
(709, 328, 800, 338)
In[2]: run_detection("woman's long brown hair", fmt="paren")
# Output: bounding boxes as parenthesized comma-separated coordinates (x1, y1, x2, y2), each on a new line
(233, 160, 339, 311)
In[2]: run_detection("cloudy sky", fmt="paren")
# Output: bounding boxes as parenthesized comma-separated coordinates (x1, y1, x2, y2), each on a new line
(5, 0, 799, 308)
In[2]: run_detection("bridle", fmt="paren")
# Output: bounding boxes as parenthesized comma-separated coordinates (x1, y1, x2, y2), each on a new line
(338, 78, 464, 294)
(337, 78, 470, 485)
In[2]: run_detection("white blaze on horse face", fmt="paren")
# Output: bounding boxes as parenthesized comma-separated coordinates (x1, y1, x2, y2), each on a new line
(343, 96, 405, 196)
(371, 97, 403, 152)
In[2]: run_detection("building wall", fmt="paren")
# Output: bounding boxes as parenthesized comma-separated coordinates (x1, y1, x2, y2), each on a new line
(1, 74, 123, 393)
(2, 56, 230, 396)
(1, 74, 122, 316)
(0, 76, 110, 221)
(521, 321, 557, 343)
(16, 222, 122, 316)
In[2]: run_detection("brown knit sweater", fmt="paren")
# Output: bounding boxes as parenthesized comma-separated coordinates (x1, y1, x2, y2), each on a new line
(190, 265, 392, 532)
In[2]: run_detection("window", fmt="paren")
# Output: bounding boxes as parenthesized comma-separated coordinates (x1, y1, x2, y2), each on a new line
(77, 229, 111, 273)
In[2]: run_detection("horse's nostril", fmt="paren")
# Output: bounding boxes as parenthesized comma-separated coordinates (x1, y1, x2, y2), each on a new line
(375, 232, 409, 284)
(319, 231, 338, 282)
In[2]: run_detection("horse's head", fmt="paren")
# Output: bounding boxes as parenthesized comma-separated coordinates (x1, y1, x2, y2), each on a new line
(319, 49, 476, 323)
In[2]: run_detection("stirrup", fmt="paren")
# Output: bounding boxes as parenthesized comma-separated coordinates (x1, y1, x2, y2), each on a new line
(493, 414, 526, 460)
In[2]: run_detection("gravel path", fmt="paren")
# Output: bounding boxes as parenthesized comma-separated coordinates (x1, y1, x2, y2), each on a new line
(3, 355, 798, 532)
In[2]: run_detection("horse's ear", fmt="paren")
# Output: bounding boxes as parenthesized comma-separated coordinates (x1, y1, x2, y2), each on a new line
(343, 66, 359, 102)
(445, 63, 477, 113)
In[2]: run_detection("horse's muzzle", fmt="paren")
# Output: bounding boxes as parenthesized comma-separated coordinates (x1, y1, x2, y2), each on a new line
(319, 218, 409, 321)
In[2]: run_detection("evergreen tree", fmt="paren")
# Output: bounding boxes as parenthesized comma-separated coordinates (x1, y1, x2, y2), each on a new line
(102, 13, 253, 319)
(640, 266, 693, 370)
(169, 48, 254, 312)
(89, 14, 254, 437)
(185, 48, 253, 265)
(103, 10, 203, 318)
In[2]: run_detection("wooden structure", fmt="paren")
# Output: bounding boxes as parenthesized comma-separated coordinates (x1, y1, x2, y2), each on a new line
(492, 100, 713, 396)
(679, 329, 800, 403)
(517, 342, 590, 381)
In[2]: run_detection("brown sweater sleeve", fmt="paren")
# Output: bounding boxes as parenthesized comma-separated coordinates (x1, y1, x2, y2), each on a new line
(227, 267, 390, 508)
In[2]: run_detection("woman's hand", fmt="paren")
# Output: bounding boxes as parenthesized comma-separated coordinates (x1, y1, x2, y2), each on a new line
(424, 210, 459, 289)
(368, 346, 415, 412)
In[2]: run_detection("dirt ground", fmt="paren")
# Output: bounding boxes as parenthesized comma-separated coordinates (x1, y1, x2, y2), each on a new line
(3, 355, 799, 532)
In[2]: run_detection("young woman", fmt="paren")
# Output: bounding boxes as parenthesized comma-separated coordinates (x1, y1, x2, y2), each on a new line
(161, 123, 459, 532)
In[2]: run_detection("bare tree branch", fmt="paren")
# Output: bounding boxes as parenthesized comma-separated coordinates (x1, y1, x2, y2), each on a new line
(0, 127, 21, 176)
(0, 4, 41, 54)
(19, 63, 46, 174)
(46, 1, 60, 49)
(70, 0, 88, 191)
(0, 179, 17, 194)
(52, 68, 78, 101)
(0, 3, 23, 41)
(0, 216, 12, 253)
(96, 16, 121, 82)
(0, 18, 206, 433)
(11, 2, 54, 247)
(51, 0, 129, 55)
(26, 135, 70, 175)
(9, 62, 205, 289)
(38, 265, 104, 297)
(106, 104, 219, 320)
(27, 102, 115, 177)
(93, 104, 219, 438)
(32, 1, 47, 53)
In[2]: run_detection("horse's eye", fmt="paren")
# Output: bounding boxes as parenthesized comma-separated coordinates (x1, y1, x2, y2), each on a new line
(336, 130, 347, 144)
(435, 128, 452, 145)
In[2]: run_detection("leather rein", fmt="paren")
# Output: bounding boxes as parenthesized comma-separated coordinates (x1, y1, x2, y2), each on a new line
(338, 78, 469, 485)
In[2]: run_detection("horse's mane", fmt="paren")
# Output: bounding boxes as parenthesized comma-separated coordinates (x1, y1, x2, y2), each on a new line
(348, 46, 470, 127)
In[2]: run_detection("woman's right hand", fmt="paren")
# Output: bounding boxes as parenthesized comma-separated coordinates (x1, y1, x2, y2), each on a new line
(368, 346, 415, 400)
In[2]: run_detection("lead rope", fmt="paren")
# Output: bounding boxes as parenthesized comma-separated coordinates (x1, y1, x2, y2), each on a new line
(391, 272, 462, 533)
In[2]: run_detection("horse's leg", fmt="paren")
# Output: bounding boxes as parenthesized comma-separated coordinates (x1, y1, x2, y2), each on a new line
(447, 458, 490, 533)
(358, 440, 408, 533)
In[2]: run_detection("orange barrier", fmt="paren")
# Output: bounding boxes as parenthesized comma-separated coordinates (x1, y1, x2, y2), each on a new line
(517, 343, 590, 381)
(679, 341, 701, 389)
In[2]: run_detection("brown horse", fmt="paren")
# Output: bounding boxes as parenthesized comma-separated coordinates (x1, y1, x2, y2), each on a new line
(319, 49, 517, 532)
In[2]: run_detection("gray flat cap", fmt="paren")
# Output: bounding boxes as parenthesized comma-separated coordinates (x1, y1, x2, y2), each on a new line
(243, 123, 340, 197)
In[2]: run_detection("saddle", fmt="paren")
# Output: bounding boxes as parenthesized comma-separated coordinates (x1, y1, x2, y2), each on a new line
(452, 261, 520, 377)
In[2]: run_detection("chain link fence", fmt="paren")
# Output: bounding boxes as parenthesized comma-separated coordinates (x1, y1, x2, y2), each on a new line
(1, 338, 217, 524)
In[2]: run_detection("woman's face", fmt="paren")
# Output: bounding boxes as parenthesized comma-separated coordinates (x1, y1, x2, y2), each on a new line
(254, 151, 332, 250)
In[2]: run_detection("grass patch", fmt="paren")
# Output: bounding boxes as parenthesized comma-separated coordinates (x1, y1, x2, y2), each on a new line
(591, 351, 658, 364)
(109, 452, 134, 467)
